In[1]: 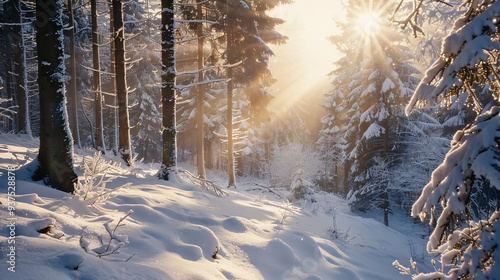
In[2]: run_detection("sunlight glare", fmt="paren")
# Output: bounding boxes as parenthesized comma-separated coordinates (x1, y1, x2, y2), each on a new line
(268, 0, 342, 117)
(356, 12, 381, 37)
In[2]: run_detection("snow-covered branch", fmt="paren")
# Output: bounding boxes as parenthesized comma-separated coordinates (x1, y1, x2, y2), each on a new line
(174, 78, 230, 90)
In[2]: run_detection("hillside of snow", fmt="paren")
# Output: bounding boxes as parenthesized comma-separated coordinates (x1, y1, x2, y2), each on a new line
(0, 134, 430, 279)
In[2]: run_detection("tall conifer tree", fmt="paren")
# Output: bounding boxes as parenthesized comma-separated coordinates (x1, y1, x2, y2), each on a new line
(32, 0, 77, 193)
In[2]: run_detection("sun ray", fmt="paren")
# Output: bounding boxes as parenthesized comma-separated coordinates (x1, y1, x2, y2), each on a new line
(345, 0, 396, 63)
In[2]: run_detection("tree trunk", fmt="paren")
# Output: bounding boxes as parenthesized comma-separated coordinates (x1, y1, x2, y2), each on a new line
(196, 1, 206, 179)
(382, 117, 390, 227)
(112, 0, 132, 165)
(67, 0, 81, 148)
(158, 0, 177, 180)
(205, 137, 213, 169)
(226, 0, 235, 187)
(343, 160, 350, 197)
(109, 0, 118, 153)
(32, 0, 77, 193)
(91, 0, 104, 152)
(383, 190, 389, 227)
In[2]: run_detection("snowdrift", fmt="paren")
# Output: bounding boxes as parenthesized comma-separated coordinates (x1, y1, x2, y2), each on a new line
(0, 135, 423, 279)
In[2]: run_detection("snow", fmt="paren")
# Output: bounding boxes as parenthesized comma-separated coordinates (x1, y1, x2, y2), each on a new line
(362, 122, 386, 140)
(0, 135, 428, 279)
(239, 0, 250, 10)
(381, 78, 395, 93)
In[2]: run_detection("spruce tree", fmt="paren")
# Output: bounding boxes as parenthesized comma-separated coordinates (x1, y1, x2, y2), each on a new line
(323, 0, 418, 225)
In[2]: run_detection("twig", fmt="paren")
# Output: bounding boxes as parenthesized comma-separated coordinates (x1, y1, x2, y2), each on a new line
(247, 183, 283, 199)
(178, 169, 228, 197)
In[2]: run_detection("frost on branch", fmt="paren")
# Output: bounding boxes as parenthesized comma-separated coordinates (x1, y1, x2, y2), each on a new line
(74, 152, 131, 206)
(80, 210, 135, 260)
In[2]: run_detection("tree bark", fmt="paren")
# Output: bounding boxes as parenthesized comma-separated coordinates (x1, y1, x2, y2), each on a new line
(67, 0, 81, 148)
(32, 0, 77, 193)
(112, 0, 132, 165)
(226, 0, 235, 187)
(91, 0, 104, 152)
(158, 0, 177, 180)
(109, 1, 118, 153)
(196, 0, 206, 179)
(205, 137, 213, 169)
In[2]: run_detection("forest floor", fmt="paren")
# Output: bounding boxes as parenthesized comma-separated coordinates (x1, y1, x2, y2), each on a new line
(0, 134, 432, 279)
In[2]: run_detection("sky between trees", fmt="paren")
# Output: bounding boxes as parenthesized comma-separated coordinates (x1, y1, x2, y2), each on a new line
(269, 0, 342, 131)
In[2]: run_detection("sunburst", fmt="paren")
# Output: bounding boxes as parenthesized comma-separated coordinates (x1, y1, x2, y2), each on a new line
(349, 1, 394, 61)
(356, 12, 382, 37)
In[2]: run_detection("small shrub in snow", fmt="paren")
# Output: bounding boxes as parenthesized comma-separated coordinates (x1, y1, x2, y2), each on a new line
(277, 200, 295, 225)
(267, 142, 321, 191)
(325, 206, 358, 242)
(287, 168, 316, 202)
(74, 152, 130, 206)
(80, 210, 135, 260)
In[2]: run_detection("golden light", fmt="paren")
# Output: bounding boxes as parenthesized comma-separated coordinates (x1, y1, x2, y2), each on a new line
(266, 0, 393, 122)
(356, 12, 381, 37)
(349, 2, 394, 62)
(267, 0, 342, 118)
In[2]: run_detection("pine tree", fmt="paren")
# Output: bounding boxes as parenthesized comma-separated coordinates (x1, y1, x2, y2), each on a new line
(158, 0, 177, 180)
(90, 0, 104, 152)
(196, 0, 206, 179)
(67, 0, 81, 148)
(317, 87, 347, 194)
(226, 0, 236, 186)
(108, 0, 118, 153)
(112, 0, 132, 165)
(32, 0, 77, 193)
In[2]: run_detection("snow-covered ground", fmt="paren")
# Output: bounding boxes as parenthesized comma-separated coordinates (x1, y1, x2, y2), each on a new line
(0, 134, 431, 279)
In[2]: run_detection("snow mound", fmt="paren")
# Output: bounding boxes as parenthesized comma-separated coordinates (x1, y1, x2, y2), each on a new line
(243, 238, 300, 279)
(178, 224, 221, 261)
(222, 217, 247, 233)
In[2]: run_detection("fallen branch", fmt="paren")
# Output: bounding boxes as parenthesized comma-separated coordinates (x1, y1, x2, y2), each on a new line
(178, 169, 227, 197)
(242, 182, 283, 199)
